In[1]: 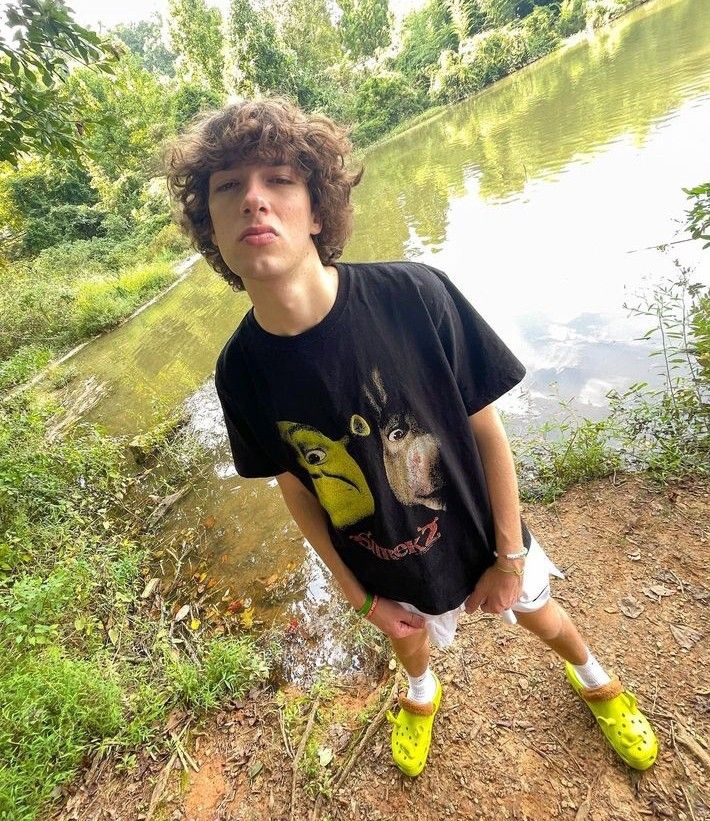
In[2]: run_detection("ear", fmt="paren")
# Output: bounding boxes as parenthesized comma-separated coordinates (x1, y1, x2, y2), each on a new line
(310, 208, 323, 237)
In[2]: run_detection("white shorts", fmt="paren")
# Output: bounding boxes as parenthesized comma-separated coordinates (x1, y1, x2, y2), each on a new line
(397, 534, 565, 649)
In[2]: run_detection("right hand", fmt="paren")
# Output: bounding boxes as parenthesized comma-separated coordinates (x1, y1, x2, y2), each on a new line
(365, 596, 426, 639)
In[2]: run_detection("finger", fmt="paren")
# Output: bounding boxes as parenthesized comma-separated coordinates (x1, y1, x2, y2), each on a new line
(390, 621, 421, 639)
(404, 613, 425, 629)
(466, 592, 483, 613)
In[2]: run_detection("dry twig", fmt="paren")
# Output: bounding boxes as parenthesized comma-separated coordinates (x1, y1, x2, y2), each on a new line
(331, 674, 399, 794)
(144, 752, 177, 821)
(675, 727, 710, 772)
(290, 696, 321, 821)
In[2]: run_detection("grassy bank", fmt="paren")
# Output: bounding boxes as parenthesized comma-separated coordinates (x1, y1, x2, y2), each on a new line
(0, 222, 192, 394)
(0, 394, 273, 819)
(511, 264, 709, 502)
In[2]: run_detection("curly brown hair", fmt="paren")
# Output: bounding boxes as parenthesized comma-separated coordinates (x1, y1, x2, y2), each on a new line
(164, 97, 363, 290)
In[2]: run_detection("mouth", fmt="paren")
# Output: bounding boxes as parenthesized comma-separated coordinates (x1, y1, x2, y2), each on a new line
(239, 225, 278, 243)
(314, 471, 361, 492)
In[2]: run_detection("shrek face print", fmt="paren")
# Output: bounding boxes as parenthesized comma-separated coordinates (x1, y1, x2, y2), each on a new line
(278, 421, 375, 528)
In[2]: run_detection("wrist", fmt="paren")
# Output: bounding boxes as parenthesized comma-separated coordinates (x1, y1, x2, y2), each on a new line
(355, 591, 373, 616)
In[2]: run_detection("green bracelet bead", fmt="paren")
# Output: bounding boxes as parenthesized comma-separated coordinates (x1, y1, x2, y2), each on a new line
(356, 592, 373, 617)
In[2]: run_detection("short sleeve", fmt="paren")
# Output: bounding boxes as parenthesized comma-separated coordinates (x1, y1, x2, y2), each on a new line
(428, 268, 526, 415)
(214, 359, 284, 479)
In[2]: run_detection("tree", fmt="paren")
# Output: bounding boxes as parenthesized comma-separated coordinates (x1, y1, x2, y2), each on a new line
(170, 82, 223, 131)
(65, 53, 174, 182)
(168, 0, 226, 95)
(338, 0, 391, 62)
(0, 0, 119, 167)
(112, 15, 177, 77)
(226, 0, 297, 97)
(394, 0, 458, 91)
(479, 0, 518, 26)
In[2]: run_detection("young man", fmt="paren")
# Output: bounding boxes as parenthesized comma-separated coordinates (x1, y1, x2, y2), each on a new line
(166, 97, 658, 776)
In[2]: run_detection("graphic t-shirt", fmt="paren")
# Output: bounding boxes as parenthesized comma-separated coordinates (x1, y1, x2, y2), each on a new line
(215, 261, 530, 614)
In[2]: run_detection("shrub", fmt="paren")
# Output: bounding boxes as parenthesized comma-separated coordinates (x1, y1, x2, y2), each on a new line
(430, 27, 527, 102)
(0, 345, 53, 392)
(72, 260, 176, 338)
(394, 0, 459, 91)
(146, 222, 192, 258)
(352, 72, 425, 144)
(521, 6, 560, 60)
(166, 637, 269, 711)
(556, 0, 586, 36)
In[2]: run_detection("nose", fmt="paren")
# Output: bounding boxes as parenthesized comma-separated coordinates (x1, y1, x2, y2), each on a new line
(240, 176, 269, 215)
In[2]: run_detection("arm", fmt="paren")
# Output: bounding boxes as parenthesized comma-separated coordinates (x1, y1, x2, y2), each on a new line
(275, 472, 424, 637)
(464, 403, 525, 613)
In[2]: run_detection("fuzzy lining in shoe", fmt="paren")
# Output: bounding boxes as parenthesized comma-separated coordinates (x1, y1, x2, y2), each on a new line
(579, 675, 624, 702)
(397, 694, 436, 716)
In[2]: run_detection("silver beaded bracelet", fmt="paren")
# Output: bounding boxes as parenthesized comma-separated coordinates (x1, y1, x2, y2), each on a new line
(493, 548, 529, 560)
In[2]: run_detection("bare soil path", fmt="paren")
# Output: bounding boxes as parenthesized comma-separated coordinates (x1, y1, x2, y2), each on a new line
(53, 474, 709, 821)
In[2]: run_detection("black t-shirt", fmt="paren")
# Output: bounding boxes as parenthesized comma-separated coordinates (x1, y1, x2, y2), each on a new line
(215, 261, 530, 614)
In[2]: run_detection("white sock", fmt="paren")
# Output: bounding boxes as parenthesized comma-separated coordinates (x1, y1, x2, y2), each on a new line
(406, 668, 437, 704)
(573, 648, 612, 689)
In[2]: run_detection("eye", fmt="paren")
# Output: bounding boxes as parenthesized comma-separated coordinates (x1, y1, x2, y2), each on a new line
(387, 427, 407, 442)
(272, 176, 293, 184)
(216, 179, 238, 192)
(304, 448, 326, 465)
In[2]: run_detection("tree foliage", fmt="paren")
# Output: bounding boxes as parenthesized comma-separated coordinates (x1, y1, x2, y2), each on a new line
(226, 0, 297, 97)
(168, 0, 226, 95)
(338, 0, 392, 61)
(112, 15, 177, 77)
(64, 54, 174, 181)
(0, 0, 120, 167)
(394, 0, 459, 90)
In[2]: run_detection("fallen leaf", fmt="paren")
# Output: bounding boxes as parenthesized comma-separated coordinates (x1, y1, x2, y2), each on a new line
(141, 578, 160, 599)
(627, 551, 641, 562)
(669, 623, 702, 650)
(174, 604, 190, 622)
(619, 595, 644, 619)
(203, 515, 216, 530)
(248, 760, 263, 779)
(388, 658, 397, 671)
(226, 599, 243, 614)
(643, 584, 674, 600)
(108, 627, 119, 645)
(318, 747, 333, 767)
(257, 573, 279, 588)
(240, 607, 254, 629)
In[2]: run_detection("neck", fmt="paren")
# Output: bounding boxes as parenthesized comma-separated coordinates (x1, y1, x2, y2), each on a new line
(245, 256, 339, 336)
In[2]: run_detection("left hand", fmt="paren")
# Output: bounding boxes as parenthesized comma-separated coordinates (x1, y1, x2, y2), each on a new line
(465, 566, 523, 615)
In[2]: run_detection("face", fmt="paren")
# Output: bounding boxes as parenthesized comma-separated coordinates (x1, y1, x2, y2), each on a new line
(208, 161, 322, 284)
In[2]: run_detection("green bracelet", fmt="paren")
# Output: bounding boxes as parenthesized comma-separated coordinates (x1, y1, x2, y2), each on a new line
(356, 592, 373, 617)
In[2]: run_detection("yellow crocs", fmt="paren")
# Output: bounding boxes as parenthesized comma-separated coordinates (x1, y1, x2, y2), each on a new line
(565, 661, 658, 770)
(386, 673, 442, 777)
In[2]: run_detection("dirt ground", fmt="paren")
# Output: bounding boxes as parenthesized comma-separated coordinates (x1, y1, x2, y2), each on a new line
(52, 474, 709, 821)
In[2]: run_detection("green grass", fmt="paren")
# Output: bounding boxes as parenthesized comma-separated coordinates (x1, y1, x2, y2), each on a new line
(0, 391, 270, 820)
